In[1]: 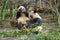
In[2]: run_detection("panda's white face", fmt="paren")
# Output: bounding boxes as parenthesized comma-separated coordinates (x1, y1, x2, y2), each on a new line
(18, 6, 26, 12)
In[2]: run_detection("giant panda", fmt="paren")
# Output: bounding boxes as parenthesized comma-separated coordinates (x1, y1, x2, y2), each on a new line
(17, 13, 30, 29)
(16, 6, 30, 29)
(29, 10, 43, 32)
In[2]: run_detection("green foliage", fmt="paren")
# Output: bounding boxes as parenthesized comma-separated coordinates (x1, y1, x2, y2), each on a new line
(36, 27, 60, 40)
(0, 27, 60, 40)
(0, 29, 23, 37)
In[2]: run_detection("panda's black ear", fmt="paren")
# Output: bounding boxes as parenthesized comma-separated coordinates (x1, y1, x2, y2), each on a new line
(18, 8, 22, 12)
(18, 5, 20, 8)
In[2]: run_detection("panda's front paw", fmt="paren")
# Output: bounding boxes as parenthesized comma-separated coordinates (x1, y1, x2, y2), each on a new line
(37, 26, 43, 31)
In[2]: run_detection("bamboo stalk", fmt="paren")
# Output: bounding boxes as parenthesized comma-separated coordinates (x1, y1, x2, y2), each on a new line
(0, 10, 1, 19)
(0, 0, 5, 19)
(12, 0, 14, 18)
(0, 0, 2, 19)
(12, 5, 14, 18)
(39, 0, 41, 6)
(2, 0, 8, 20)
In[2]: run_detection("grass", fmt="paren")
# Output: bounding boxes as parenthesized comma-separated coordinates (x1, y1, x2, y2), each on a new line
(0, 26, 60, 40)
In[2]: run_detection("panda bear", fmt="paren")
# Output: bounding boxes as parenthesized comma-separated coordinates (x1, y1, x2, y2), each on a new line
(29, 10, 43, 31)
(17, 13, 30, 29)
(16, 6, 30, 29)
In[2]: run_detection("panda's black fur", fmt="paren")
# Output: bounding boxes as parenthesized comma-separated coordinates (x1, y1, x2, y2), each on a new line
(16, 11, 29, 19)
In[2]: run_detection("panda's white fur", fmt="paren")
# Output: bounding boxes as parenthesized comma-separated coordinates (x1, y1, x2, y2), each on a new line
(18, 6, 26, 12)
(17, 16, 30, 24)
(17, 13, 30, 25)
(18, 6, 25, 10)
(30, 11, 42, 19)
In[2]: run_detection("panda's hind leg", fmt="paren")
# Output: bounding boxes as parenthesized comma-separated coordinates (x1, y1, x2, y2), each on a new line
(17, 23, 23, 29)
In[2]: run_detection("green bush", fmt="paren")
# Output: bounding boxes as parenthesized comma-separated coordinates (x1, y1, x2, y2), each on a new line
(0, 26, 60, 40)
